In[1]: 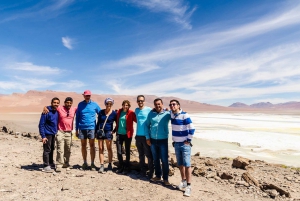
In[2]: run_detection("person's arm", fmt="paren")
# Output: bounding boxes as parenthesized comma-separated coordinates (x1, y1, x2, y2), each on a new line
(133, 112, 137, 123)
(38, 113, 47, 143)
(185, 114, 195, 143)
(75, 104, 80, 136)
(42, 106, 49, 114)
(145, 112, 152, 146)
(112, 112, 117, 134)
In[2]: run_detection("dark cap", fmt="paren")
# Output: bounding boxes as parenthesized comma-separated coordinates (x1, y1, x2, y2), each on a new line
(64, 97, 73, 103)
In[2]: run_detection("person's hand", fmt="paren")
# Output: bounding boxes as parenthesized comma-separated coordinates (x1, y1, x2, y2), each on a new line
(146, 139, 151, 146)
(76, 130, 79, 137)
(42, 106, 49, 114)
(42, 138, 48, 144)
(184, 141, 190, 146)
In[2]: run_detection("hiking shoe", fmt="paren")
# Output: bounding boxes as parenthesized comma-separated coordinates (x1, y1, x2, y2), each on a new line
(50, 163, 56, 169)
(107, 163, 113, 171)
(82, 163, 89, 170)
(98, 165, 104, 174)
(62, 163, 70, 168)
(56, 166, 62, 173)
(150, 177, 161, 182)
(43, 166, 54, 173)
(178, 180, 187, 191)
(164, 180, 171, 186)
(91, 164, 97, 171)
(183, 185, 191, 197)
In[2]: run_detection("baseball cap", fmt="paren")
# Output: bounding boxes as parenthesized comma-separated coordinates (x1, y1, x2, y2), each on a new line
(82, 90, 91, 96)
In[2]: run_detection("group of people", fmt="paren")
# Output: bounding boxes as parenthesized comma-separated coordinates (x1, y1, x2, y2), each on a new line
(38, 90, 195, 197)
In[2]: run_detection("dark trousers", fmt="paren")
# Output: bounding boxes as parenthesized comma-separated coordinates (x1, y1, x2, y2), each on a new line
(43, 134, 55, 167)
(116, 134, 132, 168)
(135, 136, 154, 173)
(150, 138, 169, 181)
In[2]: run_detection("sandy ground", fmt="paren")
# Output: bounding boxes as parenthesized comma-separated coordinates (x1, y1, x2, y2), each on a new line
(1, 120, 300, 201)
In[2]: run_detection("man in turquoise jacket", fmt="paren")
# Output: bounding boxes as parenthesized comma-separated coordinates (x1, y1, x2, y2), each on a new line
(145, 98, 171, 185)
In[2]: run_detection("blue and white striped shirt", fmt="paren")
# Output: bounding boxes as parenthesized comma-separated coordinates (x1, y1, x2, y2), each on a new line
(171, 110, 195, 142)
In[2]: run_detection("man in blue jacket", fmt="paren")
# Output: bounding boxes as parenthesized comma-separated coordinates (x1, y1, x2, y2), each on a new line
(38, 97, 60, 173)
(145, 98, 171, 185)
(76, 90, 101, 170)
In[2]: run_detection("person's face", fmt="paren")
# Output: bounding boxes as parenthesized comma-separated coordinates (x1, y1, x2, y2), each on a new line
(64, 101, 73, 109)
(154, 100, 163, 112)
(122, 103, 129, 112)
(51, 100, 60, 110)
(137, 97, 145, 108)
(169, 101, 180, 112)
(105, 101, 113, 109)
(83, 95, 91, 102)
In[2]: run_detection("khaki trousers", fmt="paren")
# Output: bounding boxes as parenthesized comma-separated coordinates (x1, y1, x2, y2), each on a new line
(56, 130, 72, 167)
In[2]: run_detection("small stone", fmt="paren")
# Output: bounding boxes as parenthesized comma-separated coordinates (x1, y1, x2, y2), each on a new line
(119, 187, 124, 190)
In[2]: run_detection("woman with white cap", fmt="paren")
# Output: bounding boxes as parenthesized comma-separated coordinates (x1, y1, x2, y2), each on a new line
(95, 97, 117, 173)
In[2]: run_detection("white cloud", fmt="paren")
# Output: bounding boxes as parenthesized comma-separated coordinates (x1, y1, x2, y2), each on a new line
(62, 36, 74, 50)
(101, 2, 300, 104)
(0, 0, 74, 23)
(8, 62, 61, 74)
(127, 0, 196, 29)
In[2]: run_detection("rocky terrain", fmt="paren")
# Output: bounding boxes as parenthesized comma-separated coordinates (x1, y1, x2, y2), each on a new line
(0, 123, 300, 201)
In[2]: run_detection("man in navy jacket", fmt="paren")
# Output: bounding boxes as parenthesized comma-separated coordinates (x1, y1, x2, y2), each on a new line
(39, 97, 60, 173)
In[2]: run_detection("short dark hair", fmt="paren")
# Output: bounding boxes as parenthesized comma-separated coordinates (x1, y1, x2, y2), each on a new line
(170, 99, 180, 105)
(51, 97, 60, 104)
(154, 98, 163, 104)
(137, 95, 145, 101)
(64, 97, 73, 103)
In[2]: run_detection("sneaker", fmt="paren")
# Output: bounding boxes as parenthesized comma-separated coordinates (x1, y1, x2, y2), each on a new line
(62, 163, 70, 168)
(107, 163, 113, 171)
(150, 177, 161, 182)
(98, 165, 104, 174)
(178, 180, 187, 191)
(43, 166, 54, 173)
(183, 185, 191, 197)
(91, 164, 97, 171)
(50, 163, 56, 169)
(82, 163, 89, 170)
(164, 180, 171, 186)
(56, 166, 62, 172)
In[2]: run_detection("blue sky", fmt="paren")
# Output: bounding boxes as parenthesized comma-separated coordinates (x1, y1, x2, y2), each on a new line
(1, 0, 300, 106)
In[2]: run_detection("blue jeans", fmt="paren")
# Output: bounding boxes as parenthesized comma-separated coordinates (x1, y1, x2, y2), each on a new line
(174, 142, 191, 167)
(150, 138, 169, 181)
(78, 129, 95, 139)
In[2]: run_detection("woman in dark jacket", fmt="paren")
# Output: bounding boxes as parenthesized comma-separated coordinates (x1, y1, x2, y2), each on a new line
(96, 98, 117, 173)
(113, 100, 136, 174)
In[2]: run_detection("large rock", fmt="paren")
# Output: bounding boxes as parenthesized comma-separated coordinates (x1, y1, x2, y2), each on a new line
(192, 166, 206, 177)
(2, 126, 8, 133)
(232, 156, 250, 169)
(169, 166, 175, 176)
(260, 183, 291, 198)
(241, 172, 259, 187)
(205, 159, 216, 167)
(220, 172, 234, 180)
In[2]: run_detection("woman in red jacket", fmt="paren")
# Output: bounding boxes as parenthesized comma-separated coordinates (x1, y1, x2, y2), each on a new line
(114, 100, 137, 174)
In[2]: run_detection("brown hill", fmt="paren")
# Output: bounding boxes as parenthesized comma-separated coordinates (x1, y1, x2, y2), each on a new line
(0, 90, 232, 113)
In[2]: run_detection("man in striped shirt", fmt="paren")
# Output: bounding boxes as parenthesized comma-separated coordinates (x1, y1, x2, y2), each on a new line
(169, 99, 195, 197)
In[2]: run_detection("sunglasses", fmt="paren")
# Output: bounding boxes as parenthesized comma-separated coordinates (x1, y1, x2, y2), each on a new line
(106, 103, 113, 105)
(137, 100, 144, 103)
(169, 103, 177, 107)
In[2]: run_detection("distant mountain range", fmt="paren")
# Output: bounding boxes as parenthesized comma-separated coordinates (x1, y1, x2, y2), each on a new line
(229, 101, 300, 109)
